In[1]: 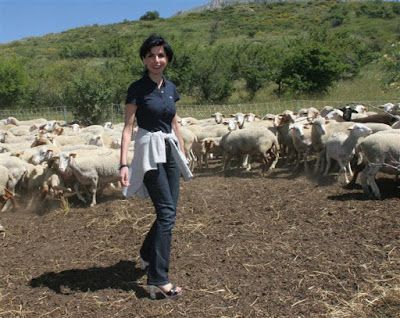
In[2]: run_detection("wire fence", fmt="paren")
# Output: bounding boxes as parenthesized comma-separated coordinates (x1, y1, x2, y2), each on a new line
(1, 99, 398, 124)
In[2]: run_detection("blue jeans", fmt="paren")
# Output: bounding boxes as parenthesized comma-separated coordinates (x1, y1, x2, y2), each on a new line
(140, 143, 180, 285)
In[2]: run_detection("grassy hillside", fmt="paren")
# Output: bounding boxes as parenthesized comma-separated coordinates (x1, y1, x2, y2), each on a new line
(0, 0, 399, 110)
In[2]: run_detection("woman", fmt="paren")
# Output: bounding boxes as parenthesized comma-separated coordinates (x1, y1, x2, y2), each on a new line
(119, 34, 191, 300)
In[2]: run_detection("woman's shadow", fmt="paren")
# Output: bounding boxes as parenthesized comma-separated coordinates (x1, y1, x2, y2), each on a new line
(29, 260, 148, 298)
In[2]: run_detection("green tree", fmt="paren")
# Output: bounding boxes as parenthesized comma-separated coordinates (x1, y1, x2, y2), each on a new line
(140, 11, 160, 21)
(25, 60, 82, 109)
(274, 42, 344, 96)
(191, 45, 235, 103)
(236, 43, 280, 100)
(0, 57, 27, 108)
(63, 68, 114, 125)
(168, 42, 196, 96)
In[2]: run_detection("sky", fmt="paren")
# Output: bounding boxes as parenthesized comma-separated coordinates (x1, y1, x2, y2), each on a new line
(0, 0, 208, 44)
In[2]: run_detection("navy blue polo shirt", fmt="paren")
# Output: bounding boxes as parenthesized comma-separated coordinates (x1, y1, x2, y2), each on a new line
(125, 75, 180, 133)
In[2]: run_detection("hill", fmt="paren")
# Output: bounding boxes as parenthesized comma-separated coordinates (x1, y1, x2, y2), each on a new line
(0, 0, 399, 114)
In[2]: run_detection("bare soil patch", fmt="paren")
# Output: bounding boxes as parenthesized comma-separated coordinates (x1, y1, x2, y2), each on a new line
(1, 167, 399, 317)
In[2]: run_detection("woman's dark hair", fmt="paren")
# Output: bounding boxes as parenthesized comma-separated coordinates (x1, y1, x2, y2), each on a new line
(139, 34, 174, 62)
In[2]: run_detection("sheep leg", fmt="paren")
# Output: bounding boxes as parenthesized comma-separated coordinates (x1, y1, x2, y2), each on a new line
(269, 144, 279, 170)
(242, 154, 251, 171)
(223, 154, 233, 174)
(3, 188, 18, 211)
(74, 183, 87, 204)
(347, 161, 353, 177)
(1, 199, 12, 212)
(336, 159, 350, 184)
(292, 152, 300, 172)
(367, 165, 381, 200)
(188, 149, 195, 171)
(318, 150, 326, 174)
(345, 162, 365, 189)
(360, 166, 371, 197)
(89, 178, 98, 207)
(323, 157, 331, 176)
(303, 152, 309, 174)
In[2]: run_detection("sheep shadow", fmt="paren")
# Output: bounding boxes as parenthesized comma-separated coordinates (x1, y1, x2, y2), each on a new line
(29, 260, 148, 298)
(327, 178, 400, 201)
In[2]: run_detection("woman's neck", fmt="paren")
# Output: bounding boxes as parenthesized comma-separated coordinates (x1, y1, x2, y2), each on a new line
(148, 73, 164, 88)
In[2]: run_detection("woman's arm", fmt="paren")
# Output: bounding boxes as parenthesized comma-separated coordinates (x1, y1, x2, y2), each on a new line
(119, 103, 137, 186)
(172, 114, 185, 157)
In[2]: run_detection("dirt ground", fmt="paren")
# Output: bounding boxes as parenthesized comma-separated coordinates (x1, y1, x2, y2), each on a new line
(0, 165, 399, 318)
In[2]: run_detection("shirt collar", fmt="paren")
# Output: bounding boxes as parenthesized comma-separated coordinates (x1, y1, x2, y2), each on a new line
(144, 74, 166, 88)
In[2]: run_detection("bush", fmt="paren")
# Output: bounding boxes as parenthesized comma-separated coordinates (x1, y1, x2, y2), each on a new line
(139, 11, 160, 21)
(190, 45, 235, 103)
(0, 57, 27, 109)
(63, 70, 114, 125)
(274, 42, 344, 96)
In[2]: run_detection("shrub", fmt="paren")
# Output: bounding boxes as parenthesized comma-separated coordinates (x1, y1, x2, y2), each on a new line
(63, 70, 114, 125)
(274, 42, 344, 96)
(0, 57, 27, 109)
(139, 11, 160, 21)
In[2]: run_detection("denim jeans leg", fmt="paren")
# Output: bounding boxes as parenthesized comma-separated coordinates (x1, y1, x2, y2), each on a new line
(141, 148, 180, 285)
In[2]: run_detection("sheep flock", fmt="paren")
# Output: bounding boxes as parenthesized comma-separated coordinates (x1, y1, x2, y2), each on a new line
(0, 102, 399, 231)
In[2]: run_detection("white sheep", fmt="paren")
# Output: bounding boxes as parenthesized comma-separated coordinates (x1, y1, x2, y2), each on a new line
(219, 127, 279, 174)
(6, 117, 47, 127)
(359, 132, 400, 199)
(56, 149, 121, 207)
(324, 123, 372, 184)
(11, 145, 57, 165)
(274, 112, 296, 165)
(0, 165, 16, 212)
(0, 156, 28, 196)
(380, 102, 400, 115)
(180, 126, 197, 171)
(289, 123, 313, 173)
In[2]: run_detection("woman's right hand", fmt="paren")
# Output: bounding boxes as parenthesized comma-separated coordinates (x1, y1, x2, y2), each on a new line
(119, 166, 130, 187)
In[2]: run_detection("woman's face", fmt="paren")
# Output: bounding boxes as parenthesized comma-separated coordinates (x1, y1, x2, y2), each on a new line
(143, 45, 168, 77)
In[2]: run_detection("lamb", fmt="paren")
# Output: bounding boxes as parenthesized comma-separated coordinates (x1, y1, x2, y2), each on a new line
(323, 123, 372, 184)
(274, 112, 297, 165)
(219, 128, 279, 174)
(289, 123, 313, 173)
(191, 136, 223, 169)
(311, 117, 330, 174)
(358, 132, 400, 199)
(56, 149, 121, 207)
